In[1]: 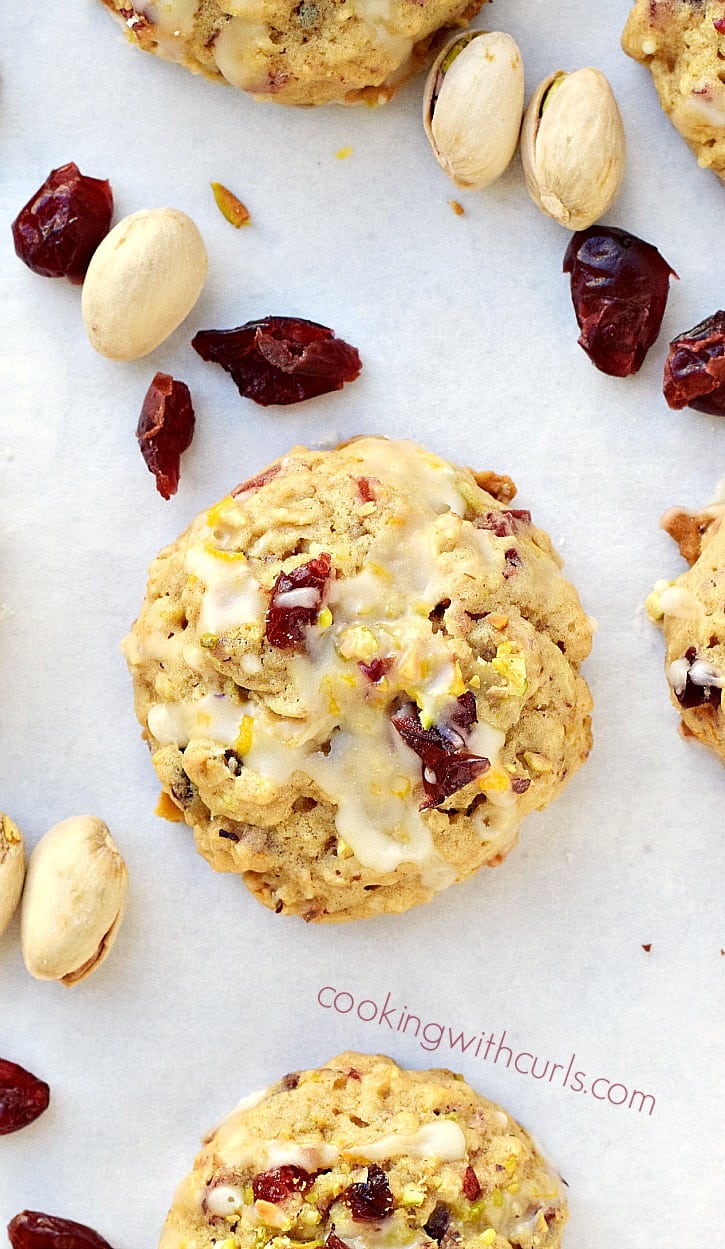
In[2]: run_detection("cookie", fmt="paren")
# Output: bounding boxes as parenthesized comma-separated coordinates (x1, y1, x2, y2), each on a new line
(98, 0, 484, 106)
(158, 1051, 568, 1249)
(622, 0, 725, 179)
(123, 437, 593, 921)
(646, 495, 725, 762)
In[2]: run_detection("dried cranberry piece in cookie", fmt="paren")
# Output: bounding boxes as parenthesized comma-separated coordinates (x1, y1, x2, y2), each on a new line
(342, 1164, 394, 1221)
(475, 509, 531, 537)
(11, 163, 113, 284)
(358, 657, 394, 683)
(670, 647, 723, 709)
(7, 1212, 114, 1249)
(563, 226, 676, 376)
(136, 373, 195, 500)
(663, 311, 725, 414)
(462, 1166, 481, 1200)
(266, 554, 332, 649)
(192, 317, 361, 406)
(391, 703, 490, 810)
(0, 1059, 50, 1135)
(424, 1205, 450, 1242)
(252, 1165, 313, 1203)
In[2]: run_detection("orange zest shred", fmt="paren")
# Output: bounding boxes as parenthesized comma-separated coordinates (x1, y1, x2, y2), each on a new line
(211, 181, 251, 228)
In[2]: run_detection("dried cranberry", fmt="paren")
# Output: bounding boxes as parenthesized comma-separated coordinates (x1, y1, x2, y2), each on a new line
(136, 372, 195, 499)
(663, 311, 725, 414)
(232, 462, 284, 497)
(448, 691, 478, 732)
(0, 1059, 50, 1135)
(510, 776, 531, 794)
(266, 554, 332, 649)
(7, 1212, 113, 1249)
(503, 548, 522, 579)
(563, 226, 676, 376)
(475, 509, 531, 537)
(11, 163, 113, 284)
(252, 1165, 312, 1203)
(326, 1235, 351, 1249)
(424, 1204, 450, 1242)
(357, 477, 377, 502)
(358, 657, 394, 683)
(192, 316, 362, 406)
(391, 703, 490, 810)
(342, 1165, 394, 1221)
(671, 647, 723, 709)
(462, 1167, 481, 1200)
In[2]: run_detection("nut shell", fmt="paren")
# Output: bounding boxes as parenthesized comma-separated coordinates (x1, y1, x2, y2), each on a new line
(521, 67, 625, 231)
(20, 815, 129, 985)
(81, 207, 208, 361)
(0, 814, 25, 937)
(423, 31, 524, 190)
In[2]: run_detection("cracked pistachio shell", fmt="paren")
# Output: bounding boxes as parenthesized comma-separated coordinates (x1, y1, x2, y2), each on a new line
(521, 67, 626, 230)
(81, 207, 208, 361)
(21, 816, 129, 986)
(423, 31, 524, 190)
(0, 814, 25, 937)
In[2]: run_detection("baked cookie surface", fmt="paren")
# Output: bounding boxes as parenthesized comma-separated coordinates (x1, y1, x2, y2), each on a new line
(123, 437, 593, 921)
(647, 496, 725, 762)
(158, 1051, 568, 1249)
(622, 0, 725, 178)
(98, 0, 484, 105)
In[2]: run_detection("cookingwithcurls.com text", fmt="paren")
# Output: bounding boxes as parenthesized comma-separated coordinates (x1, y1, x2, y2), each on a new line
(316, 984, 656, 1117)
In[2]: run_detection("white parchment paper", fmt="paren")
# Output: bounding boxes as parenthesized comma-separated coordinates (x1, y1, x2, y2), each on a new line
(1, 1, 723, 1246)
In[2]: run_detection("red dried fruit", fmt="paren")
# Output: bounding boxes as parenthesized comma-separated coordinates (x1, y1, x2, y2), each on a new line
(462, 1166, 481, 1201)
(11, 162, 113, 284)
(663, 311, 725, 414)
(356, 477, 377, 503)
(342, 1164, 394, 1221)
(424, 1204, 450, 1242)
(671, 646, 723, 710)
(391, 702, 490, 811)
(326, 1235, 351, 1249)
(232, 462, 284, 497)
(0, 1059, 50, 1135)
(192, 316, 362, 406)
(475, 509, 531, 537)
(266, 554, 332, 649)
(7, 1212, 113, 1249)
(510, 776, 531, 794)
(503, 548, 522, 579)
(358, 657, 394, 683)
(252, 1165, 312, 1203)
(563, 226, 676, 376)
(136, 372, 195, 500)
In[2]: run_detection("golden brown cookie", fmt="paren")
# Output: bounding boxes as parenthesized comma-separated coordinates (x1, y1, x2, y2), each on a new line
(123, 437, 593, 921)
(622, 0, 725, 179)
(647, 495, 725, 762)
(99, 0, 485, 105)
(158, 1052, 568, 1249)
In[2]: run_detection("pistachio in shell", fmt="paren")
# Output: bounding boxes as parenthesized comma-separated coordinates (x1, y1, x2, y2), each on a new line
(20, 815, 129, 985)
(0, 814, 25, 937)
(521, 67, 626, 231)
(423, 31, 525, 190)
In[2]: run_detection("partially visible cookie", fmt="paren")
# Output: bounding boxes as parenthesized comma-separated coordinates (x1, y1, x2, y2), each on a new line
(158, 1051, 568, 1249)
(622, 0, 725, 179)
(123, 437, 593, 921)
(99, 0, 484, 106)
(647, 495, 725, 762)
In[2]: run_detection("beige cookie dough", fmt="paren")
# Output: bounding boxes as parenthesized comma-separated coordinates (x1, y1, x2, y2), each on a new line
(99, 0, 485, 105)
(159, 1052, 568, 1249)
(123, 437, 593, 921)
(647, 495, 725, 762)
(622, 0, 725, 178)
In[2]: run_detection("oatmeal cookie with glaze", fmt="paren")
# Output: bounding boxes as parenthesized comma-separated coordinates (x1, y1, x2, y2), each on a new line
(646, 492, 725, 762)
(622, 0, 725, 179)
(98, 0, 485, 106)
(158, 1051, 568, 1249)
(123, 437, 593, 921)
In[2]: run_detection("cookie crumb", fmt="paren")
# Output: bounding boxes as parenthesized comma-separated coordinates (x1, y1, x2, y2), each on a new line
(448, 200, 465, 216)
(641, 943, 652, 952)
